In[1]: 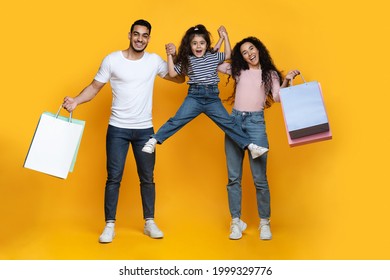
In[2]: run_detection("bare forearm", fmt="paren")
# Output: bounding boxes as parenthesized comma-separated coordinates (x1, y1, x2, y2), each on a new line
(75, 86, 96, 104)
(167, 54, 178, 78)
(63, 80, 104, 112)
(217, 26, 231, 60)
(214, 37, 223, 52)
(223, 35, 231, 60)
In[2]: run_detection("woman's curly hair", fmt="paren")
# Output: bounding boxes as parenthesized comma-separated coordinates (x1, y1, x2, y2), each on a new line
(227, 36, 283, 109)
(175, 24, 213, 76)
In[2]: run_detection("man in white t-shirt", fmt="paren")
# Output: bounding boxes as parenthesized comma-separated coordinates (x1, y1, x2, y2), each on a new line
(63, 19, 184, 243)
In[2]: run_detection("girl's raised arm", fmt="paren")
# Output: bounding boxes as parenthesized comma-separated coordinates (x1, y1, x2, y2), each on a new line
(218, 26, 231, 60)
(165, 43, 178, 78)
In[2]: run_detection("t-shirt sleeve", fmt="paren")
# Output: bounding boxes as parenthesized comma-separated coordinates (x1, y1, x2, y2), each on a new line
(217, 52, 225, 64)
(156, 55, 169, 78)
(174, 62, 182, 75)
(94, 55, 111, 83)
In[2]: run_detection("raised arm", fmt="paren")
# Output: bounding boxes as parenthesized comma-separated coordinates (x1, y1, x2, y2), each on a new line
(63, 79, 105, 112)
(213, 31, 224, 52)
(218, 26, 231, 60)
(165, 43, 179, 78)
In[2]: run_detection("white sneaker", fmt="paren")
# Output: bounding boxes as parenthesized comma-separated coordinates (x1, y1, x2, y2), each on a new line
(144, 220, 164, 239)
(142, 138, 157, 154)
(99, 223, 115, 243)
(259, 220, 272, 240)
(229, 219, 247, 240)
(248, 143, 268, 159)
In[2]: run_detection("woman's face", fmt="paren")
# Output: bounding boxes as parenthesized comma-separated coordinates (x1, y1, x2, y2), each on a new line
(190, 35, 207, 57)
(240, 42, 260, 69)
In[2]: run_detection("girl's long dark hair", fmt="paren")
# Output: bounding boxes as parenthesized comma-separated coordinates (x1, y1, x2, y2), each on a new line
(175, 24, 213, 76)
(227, 36, 283, 108)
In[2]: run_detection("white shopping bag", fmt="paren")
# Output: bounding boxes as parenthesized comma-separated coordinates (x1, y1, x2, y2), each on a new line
(280, 74, 332, 147)
(24, 106, 85, 179)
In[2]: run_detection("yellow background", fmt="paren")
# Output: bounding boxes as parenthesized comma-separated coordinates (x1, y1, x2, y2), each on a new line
(1, 0, 389, 259)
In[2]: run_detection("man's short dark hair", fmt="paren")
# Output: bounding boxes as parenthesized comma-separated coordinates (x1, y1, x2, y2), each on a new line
(130, 19, 152, 34)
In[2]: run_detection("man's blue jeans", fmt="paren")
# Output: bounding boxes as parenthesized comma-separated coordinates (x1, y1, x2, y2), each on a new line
(153, 85, 251, 149)
(224, 109, 271, 219)
(104, 125, 156, 221)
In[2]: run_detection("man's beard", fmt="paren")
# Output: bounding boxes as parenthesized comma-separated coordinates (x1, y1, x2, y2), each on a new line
(131, 42, 147, 53)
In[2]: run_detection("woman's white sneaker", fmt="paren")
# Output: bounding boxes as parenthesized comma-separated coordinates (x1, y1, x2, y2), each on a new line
(248, 143, 268, 159)
(229, 219, 247, 240)
(259, 220, 272, 240)
(142, 138, 157, 154)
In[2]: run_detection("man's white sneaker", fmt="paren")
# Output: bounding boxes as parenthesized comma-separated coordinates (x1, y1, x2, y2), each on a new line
(144, 220, 164, 239)
(142, 138, 157, 154)
(229, 219, 247, 240)
(259, 220, 272, 240)
(248, 143, 268, 159)
(99, 223, 115, 243)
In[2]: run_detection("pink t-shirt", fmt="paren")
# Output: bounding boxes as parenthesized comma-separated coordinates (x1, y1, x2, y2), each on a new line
(218, 62, 281, 111)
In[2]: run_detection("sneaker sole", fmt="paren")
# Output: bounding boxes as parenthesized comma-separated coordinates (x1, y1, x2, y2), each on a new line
(260, 235, 272, 240)
(144, 230, 164, 239)
(250, 149, 268, 159)
(142, 147, 154, 154)
(99, 234, 115, 243)
(229, 234, 242, 240)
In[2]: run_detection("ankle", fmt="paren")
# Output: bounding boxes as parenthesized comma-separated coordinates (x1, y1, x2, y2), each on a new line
(106, 221, 115, 227)
(145, 218, 155, 224)
(260, 218, 270, 225)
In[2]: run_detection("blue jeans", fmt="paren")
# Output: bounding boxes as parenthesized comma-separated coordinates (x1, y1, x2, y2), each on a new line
(105, 125, 156, 221)
(224, 109, 271, 219)
(153, 85, 251, 149)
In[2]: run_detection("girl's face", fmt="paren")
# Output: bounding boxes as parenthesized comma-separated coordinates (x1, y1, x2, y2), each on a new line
(190, 35, 207, 57)
(240, 42, 260, 69)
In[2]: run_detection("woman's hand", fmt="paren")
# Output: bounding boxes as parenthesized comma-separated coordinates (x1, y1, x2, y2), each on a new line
(285, 70, 300, 82)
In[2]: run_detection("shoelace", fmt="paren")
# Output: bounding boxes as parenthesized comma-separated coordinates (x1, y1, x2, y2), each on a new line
(230, 223, 242, 233)
(259, 223, 270, 230)
(102, 227, 114, 236)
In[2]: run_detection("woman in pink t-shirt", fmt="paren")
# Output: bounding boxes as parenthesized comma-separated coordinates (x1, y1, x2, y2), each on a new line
(218, 36, 299, 240)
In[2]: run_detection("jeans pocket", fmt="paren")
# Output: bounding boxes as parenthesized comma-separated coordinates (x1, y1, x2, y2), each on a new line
(250, 115, 265, 125)
(188, 86, 198, 95)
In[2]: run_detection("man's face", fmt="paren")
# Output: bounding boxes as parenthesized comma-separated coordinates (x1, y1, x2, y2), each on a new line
(129, 25, 150, 52)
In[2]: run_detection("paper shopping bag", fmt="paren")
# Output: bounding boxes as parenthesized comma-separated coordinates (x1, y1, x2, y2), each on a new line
(24, 107, 85, 179)
(280, 76, 332, 147)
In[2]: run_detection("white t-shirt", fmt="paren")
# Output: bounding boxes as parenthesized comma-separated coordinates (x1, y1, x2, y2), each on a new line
(94, 51, 168, 129)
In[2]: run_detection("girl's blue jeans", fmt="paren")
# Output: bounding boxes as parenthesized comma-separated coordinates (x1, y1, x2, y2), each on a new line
(104, 125, 156, 221)
(153, 85, 251, 149)
(224, 109, 271, 219)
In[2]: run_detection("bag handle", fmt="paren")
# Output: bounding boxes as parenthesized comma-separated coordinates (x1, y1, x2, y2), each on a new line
(55, 105, 73, 123)
(289, 73, 306, 86)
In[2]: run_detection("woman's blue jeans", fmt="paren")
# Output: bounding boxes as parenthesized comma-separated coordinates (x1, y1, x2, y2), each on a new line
(153, 85, 251, 149)
(224, 109, 271, 219)
(104, 125, 156, 221)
